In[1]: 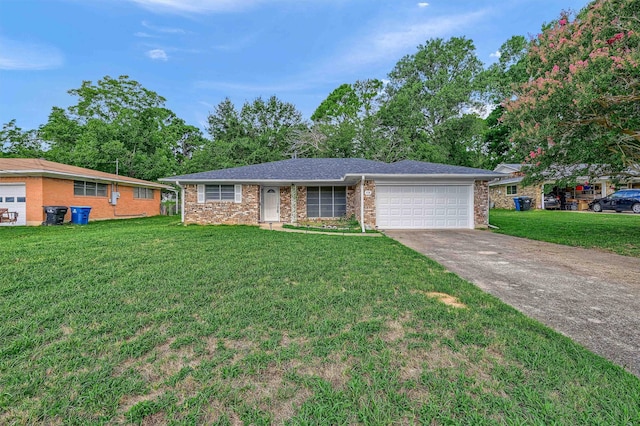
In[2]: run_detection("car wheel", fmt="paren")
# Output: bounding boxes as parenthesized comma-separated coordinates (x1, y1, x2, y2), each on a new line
(592, 202, 602, 212)
(632, 203, 640, 214)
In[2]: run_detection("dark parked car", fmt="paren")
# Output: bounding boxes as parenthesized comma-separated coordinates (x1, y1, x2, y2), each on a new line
(543, 193, 560, 210)
(589, 189, 640, 213)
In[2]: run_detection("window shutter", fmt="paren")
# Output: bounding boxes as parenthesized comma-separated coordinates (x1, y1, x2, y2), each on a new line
(234, 184, 242, 203)
(197, 184, 205, 203)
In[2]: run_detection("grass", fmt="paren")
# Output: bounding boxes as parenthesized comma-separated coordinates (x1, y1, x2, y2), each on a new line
(489, 209, 640, 257)
(2, 216, 639, 424)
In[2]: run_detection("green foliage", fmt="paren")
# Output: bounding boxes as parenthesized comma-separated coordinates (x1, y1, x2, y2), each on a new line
(39, 75, 207, 180)
(380, 37, 487, 165)
(503, 0, 640, 183)
(0, 119, 45, 158)
(190, 96, 307, 171)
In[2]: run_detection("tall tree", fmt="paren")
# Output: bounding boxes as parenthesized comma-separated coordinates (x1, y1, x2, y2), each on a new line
(1, 120, 45, 158)
(503, 0, 640, 183)
(308, 79, 386, 159)
(40, 75, 206, 180)
(381, 37, 487, 165)
(192, 96, 307, 171)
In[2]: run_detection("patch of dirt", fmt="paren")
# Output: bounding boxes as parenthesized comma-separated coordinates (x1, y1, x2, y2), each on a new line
(142, 411, 167, 426)
(382, 312, 414, 343)
(61, 325, 73, 336)
(412, 290, 467, 308)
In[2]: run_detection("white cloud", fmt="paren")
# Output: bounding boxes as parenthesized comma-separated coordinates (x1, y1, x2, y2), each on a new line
(130, 0, 263, 14)
(490, 50, 501, 58)
(417, 2, 429, 7)
(134, 31, 156, 38)
(333, 10, 488, 73)
(147, 49, 168, 61)
(0, 37, 63, 70)
(142, 20, 186, 34)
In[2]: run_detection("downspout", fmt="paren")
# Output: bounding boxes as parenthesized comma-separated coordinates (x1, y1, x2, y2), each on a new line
(360, 176, 365, 233)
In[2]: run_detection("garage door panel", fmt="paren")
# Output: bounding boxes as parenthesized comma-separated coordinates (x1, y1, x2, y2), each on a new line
(377, 184, 472, 229)
(0, 184, 27, 226)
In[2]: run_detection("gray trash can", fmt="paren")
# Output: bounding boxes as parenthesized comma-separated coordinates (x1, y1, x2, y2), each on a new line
(519, 196, 532, 211)
(43, 206, 68, 225)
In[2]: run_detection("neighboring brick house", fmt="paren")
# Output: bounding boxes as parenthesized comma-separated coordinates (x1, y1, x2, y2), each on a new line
(489, 164, 543, 210)
(0, 158, 171, 226)
(160, 158, 504, 230)
(489, 163, 640, 210)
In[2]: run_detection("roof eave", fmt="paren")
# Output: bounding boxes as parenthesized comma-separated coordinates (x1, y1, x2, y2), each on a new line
(1, 170, 171, 189)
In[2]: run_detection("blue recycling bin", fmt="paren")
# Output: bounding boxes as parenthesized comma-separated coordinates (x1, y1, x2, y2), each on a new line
(70, 206, 92, 225)
(513, 197, 521, 211)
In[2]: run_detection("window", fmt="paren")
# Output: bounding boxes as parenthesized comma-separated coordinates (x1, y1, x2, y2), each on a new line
(74, 181, 107, 197)
(307, 186, 347, 217)
(205, 184, 235, 201)
(134, 187, 154, 199)
(17, 197, 26, 202)
(506, 185, 518, 195)
(5, 197, 14, 202)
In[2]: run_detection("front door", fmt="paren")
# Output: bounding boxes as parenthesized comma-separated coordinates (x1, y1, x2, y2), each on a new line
(263, 187, 280, 222)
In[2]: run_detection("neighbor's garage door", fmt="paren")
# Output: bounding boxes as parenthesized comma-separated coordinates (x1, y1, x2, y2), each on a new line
(376, 185, 473, 229)
(0, 184, 27, 226)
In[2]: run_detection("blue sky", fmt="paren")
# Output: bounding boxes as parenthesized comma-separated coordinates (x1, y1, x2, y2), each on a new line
(1, 0, 591, 133)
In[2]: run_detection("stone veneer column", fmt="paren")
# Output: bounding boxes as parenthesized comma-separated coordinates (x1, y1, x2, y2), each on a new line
(474, 181, 489, 228)
(362, 180, 376, 229)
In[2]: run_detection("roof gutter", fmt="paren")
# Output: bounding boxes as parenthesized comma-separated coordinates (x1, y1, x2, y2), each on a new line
(160, 172, 507, 185)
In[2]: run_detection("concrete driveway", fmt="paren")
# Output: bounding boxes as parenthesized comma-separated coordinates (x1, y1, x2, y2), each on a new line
(385, 230, 640, 377)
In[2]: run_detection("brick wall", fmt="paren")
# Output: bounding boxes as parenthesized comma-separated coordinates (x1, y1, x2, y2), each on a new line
(474, 181, 489, 228)
(279, 186, 292, 222)
(295, 186, 307, 222)
(353, 180, 376, 229)
(184, 184, 260, 225)
(1, 176, 162, 226)
(489, 183, 543, 210)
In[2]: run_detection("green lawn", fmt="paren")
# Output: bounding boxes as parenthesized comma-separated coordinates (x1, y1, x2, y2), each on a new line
(488, 209, 640, 257)
(2, 217, 639, 424)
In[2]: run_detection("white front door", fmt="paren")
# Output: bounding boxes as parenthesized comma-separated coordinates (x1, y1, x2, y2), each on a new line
(376, 184, 473, 229)
(0, 184, 27, 226)
(263, 187, 280, 222)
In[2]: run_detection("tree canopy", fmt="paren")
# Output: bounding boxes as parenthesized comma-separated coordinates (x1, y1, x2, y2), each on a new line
(39, 75, 207, 181)
(503, 0, 640, 183)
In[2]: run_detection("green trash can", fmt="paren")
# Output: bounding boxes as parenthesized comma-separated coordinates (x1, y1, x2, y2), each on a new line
(70, 206, 92, 225)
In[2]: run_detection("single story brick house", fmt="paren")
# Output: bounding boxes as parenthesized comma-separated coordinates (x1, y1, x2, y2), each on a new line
(0, 158, 171, 226)
(160, 158, 504, 230)
(489, 163, 640, 210)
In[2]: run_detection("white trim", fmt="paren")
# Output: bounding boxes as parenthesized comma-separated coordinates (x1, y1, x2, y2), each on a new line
(234, 184, 242, 203)
(360, 176, 365, 233)
(1, 170, 169, 189)
(197, 184, 205, 203)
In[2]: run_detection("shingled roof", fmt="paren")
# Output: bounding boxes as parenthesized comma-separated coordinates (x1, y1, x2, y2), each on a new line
(0, 158, 171, 189)
(161, 158, 503, 183)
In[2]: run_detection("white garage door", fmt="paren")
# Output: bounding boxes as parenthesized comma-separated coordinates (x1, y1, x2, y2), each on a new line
(0, 184, 27, 226)
(376, 185, 473, 229)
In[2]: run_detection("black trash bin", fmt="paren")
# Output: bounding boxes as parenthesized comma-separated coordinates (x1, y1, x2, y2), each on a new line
(519, 196, 532, 211)
(43, 206, 68, 225)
